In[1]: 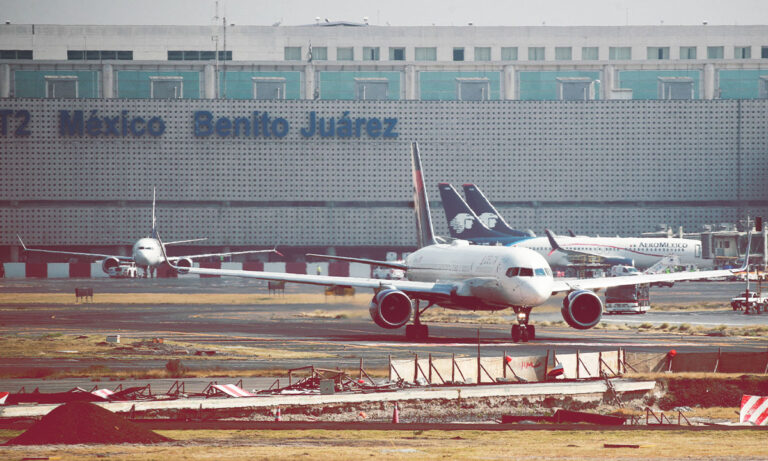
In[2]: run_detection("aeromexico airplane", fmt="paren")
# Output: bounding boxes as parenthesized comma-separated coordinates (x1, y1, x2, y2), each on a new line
(19, 189, 278, 277)
(161, 142, 747, 343)
(440, 183, 711, 270)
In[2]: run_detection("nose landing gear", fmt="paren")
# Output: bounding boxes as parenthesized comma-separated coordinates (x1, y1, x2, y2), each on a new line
(511, 306, 534, 343)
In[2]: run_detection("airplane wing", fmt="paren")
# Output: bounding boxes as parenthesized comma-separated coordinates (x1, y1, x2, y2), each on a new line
(550, 267, 739, 293)
(17, 235, 133, 262)
(170, 248, 282, 261)
(544, 229, 632, 266)
(306, 254, 408, 271)
(158, 234, 450, 301)
(551, 233, 751, 293)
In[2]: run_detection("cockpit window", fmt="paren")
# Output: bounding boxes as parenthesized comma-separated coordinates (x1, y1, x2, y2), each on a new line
(519, 268, 533, 277)
(534, 268, 546, 276)
(505, 267, 519, 278)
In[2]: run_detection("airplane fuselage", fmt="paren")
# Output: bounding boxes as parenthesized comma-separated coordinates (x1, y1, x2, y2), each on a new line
(509, 236, 708, 269)
(404, 241, 553, 309)
(132, 238, 164, 267)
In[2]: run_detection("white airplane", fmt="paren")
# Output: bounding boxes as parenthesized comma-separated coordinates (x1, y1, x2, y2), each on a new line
(160, 143, 749, 342)
(18, 188, 279, 278)
(440, 183, 711, 270)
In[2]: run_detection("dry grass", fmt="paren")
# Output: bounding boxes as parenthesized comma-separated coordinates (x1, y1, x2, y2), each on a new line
(651, 302, 729, 312)
(1, 429, 767, 459)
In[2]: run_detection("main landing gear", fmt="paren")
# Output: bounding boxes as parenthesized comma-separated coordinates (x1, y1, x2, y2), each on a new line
(405, 300, 431, 341)
(511, 306, 535, 343)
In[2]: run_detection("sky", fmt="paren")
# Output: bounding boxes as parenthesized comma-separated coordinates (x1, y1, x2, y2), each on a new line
(1, 0, 767, 26)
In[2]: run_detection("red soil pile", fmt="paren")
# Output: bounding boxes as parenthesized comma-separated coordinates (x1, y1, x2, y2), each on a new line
(4, 401, 171, 445)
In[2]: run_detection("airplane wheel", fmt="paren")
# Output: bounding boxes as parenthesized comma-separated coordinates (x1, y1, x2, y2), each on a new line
(528, 325, 535, 341)
(521, 326, 530, 343)
(511, 325, 521, 343)
(406, 324, 429, 341)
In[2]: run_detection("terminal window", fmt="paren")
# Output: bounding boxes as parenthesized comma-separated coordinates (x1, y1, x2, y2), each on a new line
(501, 47, 518, 61)
(68, 50, 133, 60)
(168, 50, 231, 60)
(609, 47, 631, 60)
(0, 49, 32, 59)
(581, 47, 598, 60)
(707, 46, 724, 59)
(253, 77, 286, 100)
(453, 48, 465, 61)
(149, 76, 182, 99)
(337, 47, 354, 61)
(658, 77, 694, 100)
(311, 46, 328, 60)
(647, 47, 669, 60)
(389, 47, 405, 60)
(760, 77, 768, 99)
(734, 46, 751, 59)
(354, 78, 388, 100)
(555, 47, 572, 60)
(556, 77, 594, 100)
(456, 78, 489, 101)
(45, 76, 77, 98)
(474, 47, 491, 61)
(363, 47, 380, 61)
(284, 47, 302, 61)
(680, 46, 697, 59)
(415, 47, 436, 61)
(528, 47, 545, 61)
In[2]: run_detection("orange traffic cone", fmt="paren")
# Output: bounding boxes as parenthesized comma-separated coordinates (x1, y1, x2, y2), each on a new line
(274, 407, 281, 422)
(392, 402, 399, 423)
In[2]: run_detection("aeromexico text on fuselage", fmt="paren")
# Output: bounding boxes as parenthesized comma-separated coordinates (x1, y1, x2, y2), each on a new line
(469, 236, 707, 269)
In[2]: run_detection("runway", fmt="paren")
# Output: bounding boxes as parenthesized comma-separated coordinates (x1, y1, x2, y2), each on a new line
(1, 280, 766, 379)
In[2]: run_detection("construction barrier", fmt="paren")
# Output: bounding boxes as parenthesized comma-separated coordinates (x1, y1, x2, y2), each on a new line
(740, 395, 768, 425)
(389, 349, 625, 385)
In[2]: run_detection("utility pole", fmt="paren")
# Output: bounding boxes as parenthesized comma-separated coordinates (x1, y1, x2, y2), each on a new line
(222, 16, 227, 99)
(213, 0, 220, 98)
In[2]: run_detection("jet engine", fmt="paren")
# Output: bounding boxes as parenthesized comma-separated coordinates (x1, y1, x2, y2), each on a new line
(101, 257, 121, 274)
(369, 289, 413, 329)
(174, 258, 193, 274)
(561, 290, 603, 330)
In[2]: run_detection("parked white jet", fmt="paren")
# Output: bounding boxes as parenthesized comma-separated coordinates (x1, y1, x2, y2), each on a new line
(160, 143, 749, 342)
(19, 189, 278, 277)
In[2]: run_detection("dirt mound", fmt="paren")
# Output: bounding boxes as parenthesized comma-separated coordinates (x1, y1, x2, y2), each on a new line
(4, 401, 171, 445)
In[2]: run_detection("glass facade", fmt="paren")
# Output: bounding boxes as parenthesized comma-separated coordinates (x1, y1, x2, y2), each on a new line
(519, 71, 600, 100)
(14, 70, 99, 98)
(419, 71, 501, 100)
(618, 70, 700, 100)
(318, 71, 400, 100)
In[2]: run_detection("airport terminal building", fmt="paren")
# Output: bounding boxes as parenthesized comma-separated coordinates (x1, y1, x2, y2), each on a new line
(1, 23, 767, 260)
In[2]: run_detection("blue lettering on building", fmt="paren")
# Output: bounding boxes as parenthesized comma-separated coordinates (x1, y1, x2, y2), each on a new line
(0, 109, 31, 136)
(195, 110, 397, 139)
(3, 108, 397, 139)
(59, 110, 164, 137)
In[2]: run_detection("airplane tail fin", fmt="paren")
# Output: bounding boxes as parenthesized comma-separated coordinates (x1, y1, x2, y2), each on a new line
(411, 142, 437, 248)
(462, 184, 533, 237)
(150, 187, 158, 239)
(439, 183, 506, 240)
